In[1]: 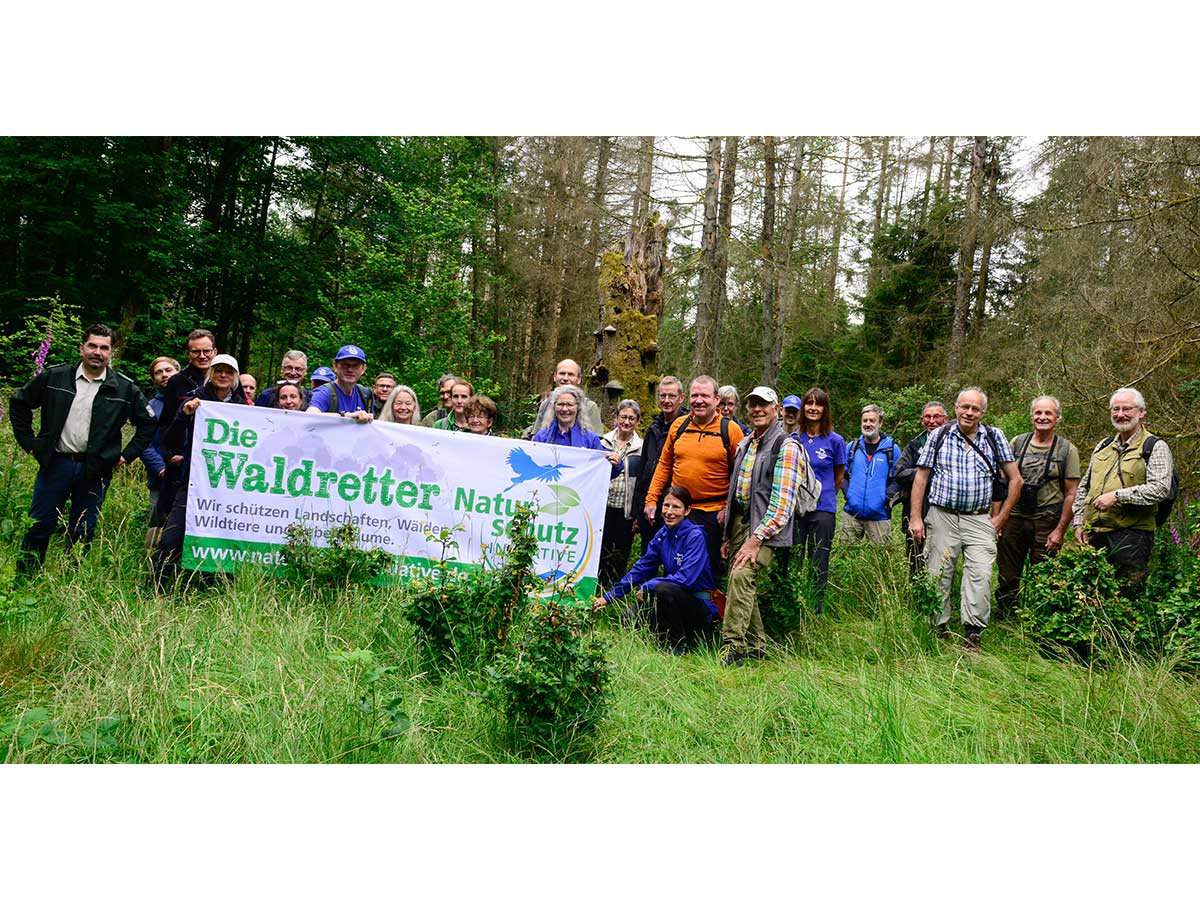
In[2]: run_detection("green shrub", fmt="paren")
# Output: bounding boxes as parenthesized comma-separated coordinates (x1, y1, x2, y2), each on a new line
(1146, 500, 1200, 669)
(759, 554, 805, 639)
(280, 520, 391, 594)
(488, 600, 611, 755)
(908, 569, 943, 622)
(402, 504, 537, 669)
(1018, 543, 1142, 662)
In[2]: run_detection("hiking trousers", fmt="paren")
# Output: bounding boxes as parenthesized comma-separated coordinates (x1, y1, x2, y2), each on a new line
(924, 505, 995, 630)
(721, 514, 771, 655)
(995, 513, 1058, 617)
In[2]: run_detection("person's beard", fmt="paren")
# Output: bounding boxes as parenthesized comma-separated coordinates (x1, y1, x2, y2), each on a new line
(1113, 417, 1138, 434)
(861, 427, 879, 442)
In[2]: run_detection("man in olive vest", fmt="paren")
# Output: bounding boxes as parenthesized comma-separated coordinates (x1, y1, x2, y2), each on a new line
(720, 387, 804, 666)
(1072, 387, 1174, 594)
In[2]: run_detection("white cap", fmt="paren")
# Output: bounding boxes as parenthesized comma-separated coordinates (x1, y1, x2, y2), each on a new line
(209, 354, 240, 374)
(746, 386, 778, 405)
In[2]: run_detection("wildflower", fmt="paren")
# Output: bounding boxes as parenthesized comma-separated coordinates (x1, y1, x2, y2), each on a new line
(1169, 523, 1181, 545)
(32, 322, 52, 376)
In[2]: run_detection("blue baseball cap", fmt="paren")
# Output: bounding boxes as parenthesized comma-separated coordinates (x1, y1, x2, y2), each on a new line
(782, 394, 802, 410)
(334, 344, 367, 363)
(311, 366, 336, 385)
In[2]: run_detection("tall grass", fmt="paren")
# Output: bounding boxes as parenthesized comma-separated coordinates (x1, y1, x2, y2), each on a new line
(1, 427, 1198, 763)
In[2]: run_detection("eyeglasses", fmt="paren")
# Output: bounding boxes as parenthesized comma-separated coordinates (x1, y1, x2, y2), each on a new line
(188, 348, 215, 357)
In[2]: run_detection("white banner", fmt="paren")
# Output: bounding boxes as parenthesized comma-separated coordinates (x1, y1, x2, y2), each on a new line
(182, 403, 612, 598)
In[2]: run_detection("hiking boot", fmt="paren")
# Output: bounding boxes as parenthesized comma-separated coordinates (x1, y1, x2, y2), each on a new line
(963, 630, 982, 653)
(721, 650, 746, 667)
(937, 624, 951, 640)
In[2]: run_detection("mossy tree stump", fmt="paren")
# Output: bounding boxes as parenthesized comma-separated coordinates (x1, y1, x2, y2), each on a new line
(590, 214, 667, 434)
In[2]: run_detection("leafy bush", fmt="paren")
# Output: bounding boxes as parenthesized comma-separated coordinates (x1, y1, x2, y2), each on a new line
(488, 601, 611, 754)
(1018, 543, 1142, 661)
(280, 521, 391, 593)
(758, 554, 805, 639)
(1145, 500, 1200, 669)
(908, 569, 943, 622)
(402, 504, 537, 668)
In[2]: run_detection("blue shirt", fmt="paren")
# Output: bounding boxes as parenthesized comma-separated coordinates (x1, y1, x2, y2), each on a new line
(308, 382, 368, 414)
(917, 423, 1014, 513)
(793, 431, 847, 514)
(532, 421, 603, 451)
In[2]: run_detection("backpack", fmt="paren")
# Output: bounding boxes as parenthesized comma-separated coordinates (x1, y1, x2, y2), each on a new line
(793, 438, 822, 516)
(1092, 433, 1179, 527)
(668, 414, 736, 471)
(313, 382, 375, 415)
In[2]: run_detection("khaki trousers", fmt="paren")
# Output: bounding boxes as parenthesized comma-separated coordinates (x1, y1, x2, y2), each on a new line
(839, 514, 892, 545)
(722, 515, 772, 653)
(923, 505, 996, 629)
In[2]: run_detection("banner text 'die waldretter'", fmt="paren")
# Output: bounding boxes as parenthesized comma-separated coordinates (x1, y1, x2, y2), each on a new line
(182, 404, 612, 598)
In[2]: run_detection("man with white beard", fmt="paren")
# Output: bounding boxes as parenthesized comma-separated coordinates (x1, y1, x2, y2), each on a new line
(1072, 387, 1175, 595)
(839, 404, 901, 544)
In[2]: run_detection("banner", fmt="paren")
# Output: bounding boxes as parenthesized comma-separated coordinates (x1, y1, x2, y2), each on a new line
(182, 404, 613, 598)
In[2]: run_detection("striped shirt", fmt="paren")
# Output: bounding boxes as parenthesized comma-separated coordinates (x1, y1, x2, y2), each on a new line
(916, 423, 1013, 513)
(735, 432, 804, 542)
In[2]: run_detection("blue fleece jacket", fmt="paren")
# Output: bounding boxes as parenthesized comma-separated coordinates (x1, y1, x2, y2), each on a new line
(604, 517, 718, 618)
(842, 434, 901, 521)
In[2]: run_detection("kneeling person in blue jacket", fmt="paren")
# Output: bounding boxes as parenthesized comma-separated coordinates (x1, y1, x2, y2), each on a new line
(594, 485, 719, 655)
(840, 404, 901, 545)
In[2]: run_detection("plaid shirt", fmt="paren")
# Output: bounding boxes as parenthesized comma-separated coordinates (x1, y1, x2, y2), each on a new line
(916, 423, 1013, 513)
(735, 432, 804, 542)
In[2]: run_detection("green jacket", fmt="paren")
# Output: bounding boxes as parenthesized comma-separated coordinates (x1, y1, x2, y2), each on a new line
(9, 362, 157, 480)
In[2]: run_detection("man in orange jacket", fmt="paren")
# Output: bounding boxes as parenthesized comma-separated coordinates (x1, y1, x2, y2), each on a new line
(644, 375, 745, 578)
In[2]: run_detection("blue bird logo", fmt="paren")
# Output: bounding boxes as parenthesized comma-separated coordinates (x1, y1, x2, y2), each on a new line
(504, 447, 574, 492)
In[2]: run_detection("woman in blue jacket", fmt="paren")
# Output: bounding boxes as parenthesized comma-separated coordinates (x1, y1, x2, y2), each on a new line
(532, 385, 603, 449)
(594, 486, 720, 654)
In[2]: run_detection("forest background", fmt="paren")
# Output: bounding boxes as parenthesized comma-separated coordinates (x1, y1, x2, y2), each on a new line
(3, 135, 1197, 478)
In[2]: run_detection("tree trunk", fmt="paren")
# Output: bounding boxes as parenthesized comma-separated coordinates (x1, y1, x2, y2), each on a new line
(590, 136, 612, 333)
(919, 135, 936, 223)
(761, 136, 781, 384)
(938, 136, 955, 201)
(827, 138, 851, 306)
(868, 137, 891, 293)
(947, 136, 986, 375)
(632, 136, 654, 228)
(712, 136, 739, 366)
(971, 141, 1002, 335)
(692, 137, 723, 374)
(780, 138, 806, 333)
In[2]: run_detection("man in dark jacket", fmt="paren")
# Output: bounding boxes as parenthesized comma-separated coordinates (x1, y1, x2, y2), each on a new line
(8, 324, 157, 571)
(894, 401, 947, 574)
(156, 328, 248, 519)
(630, 375, 687, 547)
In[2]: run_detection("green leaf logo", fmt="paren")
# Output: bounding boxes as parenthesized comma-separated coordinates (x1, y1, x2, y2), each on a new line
(548, 485, 581, 508)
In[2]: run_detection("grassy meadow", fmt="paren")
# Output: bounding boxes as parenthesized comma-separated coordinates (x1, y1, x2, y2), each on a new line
(1, 429, 1198, 764)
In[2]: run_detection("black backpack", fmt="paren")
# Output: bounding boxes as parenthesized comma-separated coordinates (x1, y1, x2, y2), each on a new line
(1092, 434, 1179, 527)
(312, 382, 375, 415)
(668, 414, 735, 468)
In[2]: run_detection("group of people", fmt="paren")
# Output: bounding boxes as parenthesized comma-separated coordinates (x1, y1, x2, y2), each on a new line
(7, 326, 1178, 665)
(594, 380, 1175, 663)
